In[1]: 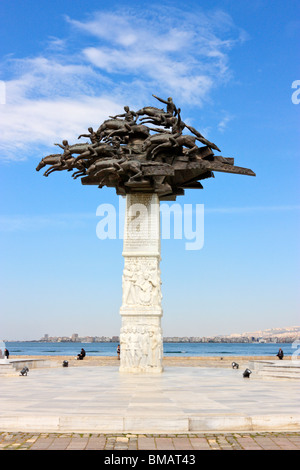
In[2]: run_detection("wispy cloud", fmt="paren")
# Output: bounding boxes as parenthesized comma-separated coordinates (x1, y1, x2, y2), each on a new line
(0, 6, 246, 161)
(218, 113, 234, 132)
(0, 94, 122, 160)
(205, 205, 300, 214)
(69, 8, 242, 102)
(0, 212, 96, 232)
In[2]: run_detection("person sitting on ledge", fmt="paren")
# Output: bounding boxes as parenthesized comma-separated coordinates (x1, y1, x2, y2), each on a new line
(77, 348, 86, 360)
(276, 348, 284, 360)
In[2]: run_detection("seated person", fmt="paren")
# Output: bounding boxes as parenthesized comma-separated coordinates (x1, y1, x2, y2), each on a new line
(77, 348, 86, 360)
(276, 348, 284, 360)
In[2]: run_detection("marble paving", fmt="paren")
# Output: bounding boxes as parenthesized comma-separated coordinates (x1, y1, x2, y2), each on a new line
(0, 366, 299, 433)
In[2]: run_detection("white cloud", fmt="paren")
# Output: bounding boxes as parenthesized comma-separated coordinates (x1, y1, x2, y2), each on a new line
(0, 95, 122, 160)
(0, 7, 246, 161)
(66, 12, 140, 47)
(72, 9, 239, 97)
(0, 56, 123, 160)
(218, 113, 234, 132)
(4, 56, 111, 103)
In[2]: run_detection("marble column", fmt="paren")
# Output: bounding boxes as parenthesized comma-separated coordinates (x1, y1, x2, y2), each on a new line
(119, 193, 163, 373)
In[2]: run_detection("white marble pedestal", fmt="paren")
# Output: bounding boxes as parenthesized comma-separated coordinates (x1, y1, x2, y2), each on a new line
(119, 193, 163, 373)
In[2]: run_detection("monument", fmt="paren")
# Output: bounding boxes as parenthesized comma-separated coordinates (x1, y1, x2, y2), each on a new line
(36, 94, 255, 373)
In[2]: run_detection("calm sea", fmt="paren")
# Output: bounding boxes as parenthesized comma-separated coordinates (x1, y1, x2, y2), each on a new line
(4, 341, 295, 358)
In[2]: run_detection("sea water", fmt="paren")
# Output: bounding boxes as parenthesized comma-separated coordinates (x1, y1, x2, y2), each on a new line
(4, 341, 295, 358)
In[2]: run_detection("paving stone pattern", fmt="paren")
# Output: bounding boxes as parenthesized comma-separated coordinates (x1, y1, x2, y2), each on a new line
(0, 432, 299, 450)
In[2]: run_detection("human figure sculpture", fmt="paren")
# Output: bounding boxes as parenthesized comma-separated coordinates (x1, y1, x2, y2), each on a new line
(36, 94, 255, 197)
(78, 127, 99, 144)
(110, 106, 138, 124)
(54, 140, 72, 160)
(152, 94, 178, 116)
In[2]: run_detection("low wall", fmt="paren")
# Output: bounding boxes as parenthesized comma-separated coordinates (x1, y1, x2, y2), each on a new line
(10, 359, 58, 370)
(0, 358, 59, 375)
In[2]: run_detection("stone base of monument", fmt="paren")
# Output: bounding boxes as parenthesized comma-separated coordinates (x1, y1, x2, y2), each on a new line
(119, 313, 163, 374)
(119, 193, 164, 374)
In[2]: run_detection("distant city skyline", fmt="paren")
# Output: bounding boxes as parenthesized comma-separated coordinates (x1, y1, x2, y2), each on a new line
(0, 1, 299, 341)
(4, 325, 299, 343)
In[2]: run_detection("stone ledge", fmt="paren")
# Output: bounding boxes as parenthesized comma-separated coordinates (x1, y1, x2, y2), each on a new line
(0, 358, 59, 375)
(0, 413, 299, 434)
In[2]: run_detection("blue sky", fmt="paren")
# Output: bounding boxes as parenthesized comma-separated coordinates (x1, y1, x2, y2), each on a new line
(0, 0, 299, 340)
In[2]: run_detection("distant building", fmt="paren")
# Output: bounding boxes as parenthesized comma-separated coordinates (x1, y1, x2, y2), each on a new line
(84, 337, 95, 343)
(36, 327, 300, 344)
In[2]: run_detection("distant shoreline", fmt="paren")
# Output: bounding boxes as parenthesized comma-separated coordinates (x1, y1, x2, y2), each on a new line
(5, 326, 298, 343)
(5, 339, 298, 344)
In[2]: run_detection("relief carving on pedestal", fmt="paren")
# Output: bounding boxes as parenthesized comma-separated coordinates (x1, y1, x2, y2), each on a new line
(120, 325, 163, 370)
(122, 258, 161, 307)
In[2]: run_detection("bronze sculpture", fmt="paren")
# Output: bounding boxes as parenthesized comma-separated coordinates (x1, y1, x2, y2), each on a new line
(36, 95, 255, 200)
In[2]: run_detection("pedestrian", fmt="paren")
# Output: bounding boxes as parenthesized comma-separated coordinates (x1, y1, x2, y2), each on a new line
(4, 348, 9, 359)
(276, 348, 284, 360)
(117, 344, 120, 360)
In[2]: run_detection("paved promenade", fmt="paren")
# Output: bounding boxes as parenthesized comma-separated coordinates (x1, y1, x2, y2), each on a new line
(1, 431, 300, 450)
(0, 364, 299, 436)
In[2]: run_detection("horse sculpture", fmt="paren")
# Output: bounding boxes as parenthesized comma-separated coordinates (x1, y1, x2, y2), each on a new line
(96, 118, 132, 141)
(36, 154, 62, 172)
(141, 133, 180, 159)
(35, 94, 255, 198)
